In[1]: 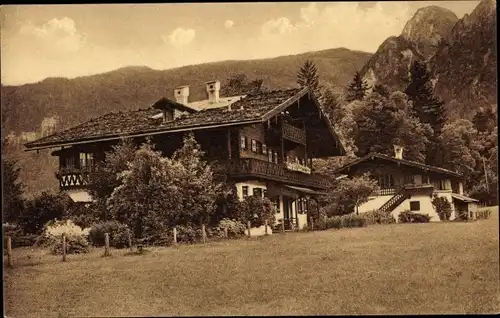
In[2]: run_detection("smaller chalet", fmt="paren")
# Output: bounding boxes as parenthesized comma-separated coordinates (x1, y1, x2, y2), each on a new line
(333, 145, 479, 221)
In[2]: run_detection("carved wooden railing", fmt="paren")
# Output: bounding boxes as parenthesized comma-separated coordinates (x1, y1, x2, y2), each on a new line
(282, 122, 306, 145)
(55, 166, 96, 190)
(226, 158, 330, 189)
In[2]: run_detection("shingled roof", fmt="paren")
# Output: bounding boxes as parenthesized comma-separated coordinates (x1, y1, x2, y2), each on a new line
(25, 88, 319, 150)
(333, 152, 463, 178)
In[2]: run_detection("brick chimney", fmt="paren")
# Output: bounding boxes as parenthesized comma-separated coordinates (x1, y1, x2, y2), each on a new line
(393, 144, 404, 160)
(206, 80, 220, 103)
(174, 85, 189, 105)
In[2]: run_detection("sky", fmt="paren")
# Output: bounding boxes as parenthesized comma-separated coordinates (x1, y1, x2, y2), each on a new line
(1, 1, 480, 86)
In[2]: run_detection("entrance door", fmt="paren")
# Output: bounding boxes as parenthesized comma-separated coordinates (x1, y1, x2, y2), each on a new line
(282, 197, 293, 230)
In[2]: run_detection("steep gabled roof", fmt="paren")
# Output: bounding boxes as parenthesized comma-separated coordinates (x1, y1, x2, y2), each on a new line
(333, 152, 462, 178)
(25, 87, 345, 155)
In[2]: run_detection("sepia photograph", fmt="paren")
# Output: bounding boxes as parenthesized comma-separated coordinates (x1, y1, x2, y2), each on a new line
(1, 1, 498, 316)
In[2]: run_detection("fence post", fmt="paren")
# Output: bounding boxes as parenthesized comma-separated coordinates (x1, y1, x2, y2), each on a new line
(6, 236, 13, 268)
(127, 231, 133, 252)
(62, 234, 67, 262)
(224, 226, 228, 239)
(173, 226, 178, 245)
(264, 220, 268, 235)
(247, 221, 252, 238)
(104, 233, 110, 256)
(202, 224, 206, 244)
(310, 217, 314, 231)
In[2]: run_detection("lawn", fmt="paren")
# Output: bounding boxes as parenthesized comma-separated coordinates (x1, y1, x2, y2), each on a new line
(4, 207, 499, 316)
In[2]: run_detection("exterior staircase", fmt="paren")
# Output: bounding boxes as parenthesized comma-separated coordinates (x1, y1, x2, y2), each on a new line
(378, 187, 409, 213)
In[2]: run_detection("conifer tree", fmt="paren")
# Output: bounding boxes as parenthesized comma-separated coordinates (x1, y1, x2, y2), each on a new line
(405, 60, 447, 135)
(297, 60, 321, 97)
(345, 71, 370, 102)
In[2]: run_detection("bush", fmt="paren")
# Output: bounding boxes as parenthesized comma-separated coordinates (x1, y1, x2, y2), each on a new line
(300, 224, 310, 232)
(2, 223, 38, 248)
(340, 214, 367, 228)
(431, 195, 452, 221)
(398, 210, 431, 223)
(476, 209, 492, 220)
(36, 219, 91, 254)
(325, 216, 342, 229)
(362, 209, 396, 225)
(212, 218, 246, 239)
(89, 221, 132, 248)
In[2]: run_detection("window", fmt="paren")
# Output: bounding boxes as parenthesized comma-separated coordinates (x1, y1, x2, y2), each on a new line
(297, 198, 308, 214)
(79, 152, 94, 169)
(253, 188, 263, 198)
(379, 174, 394, 189)
(268, 149, 273, 163)
(263, 189, 267, 198)
(256, 141, 262, 154)
(262, 144, 267, 155)
(240, 136, 247, 150)
(410, 201, 420, 211)
(274, 151, 279, 164)
(242, 186, 249, 198)
(251, 139, 257, 152)
(273, 198, 281, 214)
(65, 155, 75, 169)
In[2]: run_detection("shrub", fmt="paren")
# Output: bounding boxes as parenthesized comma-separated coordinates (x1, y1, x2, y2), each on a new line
(240, 196, 276, 228)
(398, 210, 431, 223)
(476, 209, 492, 220)
(325, 216, 342, 229)
(362, 209, 396, 225)
(300, 224, 310, 232)
(2, 223, 38, 248)
(89, 221, 132, 248)
(340, 214, 367, 228)
(213, 218, 246, 239)
(174, 224, 201, 244)
(37, 220, 91, 254)
(431, 195, 452, 221)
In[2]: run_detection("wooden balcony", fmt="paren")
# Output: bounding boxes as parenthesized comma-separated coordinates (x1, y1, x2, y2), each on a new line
(282, 122, 306, 145)
(55, 167, 95, 190)
(375, 183, 434, 196)
(225, 158, 330, 189)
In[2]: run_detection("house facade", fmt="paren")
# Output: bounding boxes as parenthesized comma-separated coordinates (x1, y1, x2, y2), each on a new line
(25, 81, 345, 231)
(333, 146, 479, 221)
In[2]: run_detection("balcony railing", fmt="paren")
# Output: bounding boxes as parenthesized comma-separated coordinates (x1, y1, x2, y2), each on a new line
(375, 183, 434, 196)
(282, 122, 306, 144)
(55, 167, 96, 190)
(226, 158, 330, 189)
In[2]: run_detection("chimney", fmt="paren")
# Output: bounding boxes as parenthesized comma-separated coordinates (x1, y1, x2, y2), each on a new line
(206, 80, 220, 103)
(393, 144, 404, 160)
(174, 85, 189, 105)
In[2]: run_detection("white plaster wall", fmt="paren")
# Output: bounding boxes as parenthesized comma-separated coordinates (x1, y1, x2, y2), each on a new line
(392, 194, 439, 222)
(235, 181, 267, 201)
(358, 195, 394, 213)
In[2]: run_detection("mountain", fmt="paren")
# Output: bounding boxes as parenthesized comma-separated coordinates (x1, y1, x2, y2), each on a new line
(361, 6, 458, 92)
(429, 0, 497, 118)
(1, 48, 371, 136)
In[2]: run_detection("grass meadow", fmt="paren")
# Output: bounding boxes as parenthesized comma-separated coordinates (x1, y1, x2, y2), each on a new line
(3, 207, 499, 316)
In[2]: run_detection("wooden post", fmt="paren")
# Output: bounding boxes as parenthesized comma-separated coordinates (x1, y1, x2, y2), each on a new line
(173, 226, 178, 245)
(247, 220, 252, 238)
(310, 217, 314, 231)
(127, 231, 133, 252)
(6, 237, 13, 267)
(202, 224, 206, 244)
(264, 219, 268, 235)
(104, 233, 110, 256)
(224, 226, 228, 239)
(62, 234, 67, 262)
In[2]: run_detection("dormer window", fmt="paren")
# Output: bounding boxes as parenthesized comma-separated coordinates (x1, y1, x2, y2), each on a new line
(79, 152, 94, 169)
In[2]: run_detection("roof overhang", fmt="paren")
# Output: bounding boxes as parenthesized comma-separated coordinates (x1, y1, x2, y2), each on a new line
(451, 193, 479, 203)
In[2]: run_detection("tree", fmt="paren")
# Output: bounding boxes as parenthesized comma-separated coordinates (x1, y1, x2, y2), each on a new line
(106, 133, 222, 239)
(345, 71, 370, 102)
(19, 191, 73, 234)
(297, 60, 322, 97)
(321, 173, 379, 216)
(353, 91, 431, 162)
(372, 84, 391, 98)
(472, 107, 497, 133)
(320, 87, 341, 123)
(1, 157, 25, 223)
(405, 60, 447, 136)
(222, 73, 265, 96)
(431, 195, 452, 221)
(87, 138, 137, 220)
